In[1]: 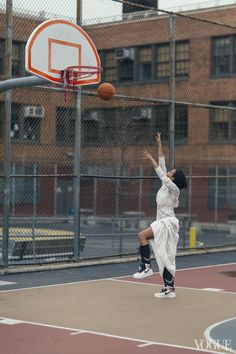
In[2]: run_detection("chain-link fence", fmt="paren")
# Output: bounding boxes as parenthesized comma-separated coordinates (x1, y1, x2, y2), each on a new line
(1, 0, 236, 267)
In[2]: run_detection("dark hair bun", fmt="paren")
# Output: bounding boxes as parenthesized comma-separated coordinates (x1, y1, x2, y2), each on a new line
(173, 169, 187, 189)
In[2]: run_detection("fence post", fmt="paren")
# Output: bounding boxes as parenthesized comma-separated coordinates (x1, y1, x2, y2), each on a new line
(53, 163, 58, 217)
(169, 14, 176, 169)
(214, 165, 219, 224)
(72, 0, 83, 262)
(73, 89, 82, 262)
(93, 165, 98, 216)
(188, 166, 192, 227)
(138, 166, 143, 213)
(2, 0, 13, 268)
(32, 164, 37, 260)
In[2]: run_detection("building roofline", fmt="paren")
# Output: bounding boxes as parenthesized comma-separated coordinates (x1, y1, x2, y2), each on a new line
(84, 3, 236, 28)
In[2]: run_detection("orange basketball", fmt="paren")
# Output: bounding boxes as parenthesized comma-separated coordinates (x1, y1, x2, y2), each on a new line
(97, 83, 115, 100)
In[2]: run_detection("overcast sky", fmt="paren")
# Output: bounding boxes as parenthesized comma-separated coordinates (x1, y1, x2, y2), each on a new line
(10, 0, 236, 21)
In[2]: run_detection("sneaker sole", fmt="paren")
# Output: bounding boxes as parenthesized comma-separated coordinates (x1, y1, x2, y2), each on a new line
(154, 292, 176, 299)
(133, 269, 153, 279)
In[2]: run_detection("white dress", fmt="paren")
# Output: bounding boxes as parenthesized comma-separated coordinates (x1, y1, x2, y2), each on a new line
(149, 156, 180, 277)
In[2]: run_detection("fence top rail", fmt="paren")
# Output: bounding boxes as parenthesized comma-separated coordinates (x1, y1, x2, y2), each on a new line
(1, 174, 236, 179)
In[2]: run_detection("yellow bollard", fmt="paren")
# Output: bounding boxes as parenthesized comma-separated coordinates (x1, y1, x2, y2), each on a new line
(189, 226, 197, 249)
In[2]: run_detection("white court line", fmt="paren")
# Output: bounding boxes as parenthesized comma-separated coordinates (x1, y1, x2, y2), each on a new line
(0, 318, 23, 325)
(114, 262, 236, 280)
(204, 317, 236, 354)
(0, 281, 16, 286)
(69, 331, 85, 335)
(138, 342, 154, 347)
(0, 316, 230, 354)
(0, 261, 235, 294)
(111, 278, 236, 295)
(201, 288, 224, 292)
(0, 277, 114, 293)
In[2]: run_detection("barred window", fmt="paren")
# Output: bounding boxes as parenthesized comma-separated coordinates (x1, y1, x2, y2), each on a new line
(128, 107, 152, 145)
(0, 101, 3, 139)
(212, 36, 232, 75)
(14, 164, 40, 204)
(0, 39, 4, 77)
(119, 59, 134, 82)
(8, 104, 41, 143)
(156, 41, 189, 79)
(12, 41, 25, 77)
(156, 44, 170, 79)
(101, 109, 116, 145)
(138, 46, 152, 81)
(56, 107, 75, 146)
(82, 110, 99, 146)
(176, 42, 189, 76)
(0, 163, 40, 205)
(103, 50, 117, 82)
(152, 104, 188, 143)
(209, 102, 236, 142)
(208, 167, 236, 210)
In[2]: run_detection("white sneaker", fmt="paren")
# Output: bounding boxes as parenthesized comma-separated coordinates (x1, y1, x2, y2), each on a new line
(133, 263, 153, 279)
(154, 287, 176, 299)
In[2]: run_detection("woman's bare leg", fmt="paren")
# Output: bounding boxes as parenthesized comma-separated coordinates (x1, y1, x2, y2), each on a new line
(133, 227, 154, 279)
(138, 227, 154, 245)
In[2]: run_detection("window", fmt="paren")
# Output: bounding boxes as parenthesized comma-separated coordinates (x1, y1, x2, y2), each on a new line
(101, 109, 116, 145)
(56, 107, 75, 146)
(117, 48, 135, 82)
(156, 44, 170, 79)
(176, 42, 189, 77)
(152, 104, 188, 143)
(0, 163, 40, 205)
(175, 105, 188, 141)
(156, 41, 189, 80)
(14, 164, 40, 204)
(138, 46, 152, 81)
(11, 41, 25, 77)
(128, 107, 152, 145)
(119, 59, 134, 82)
(103, 51, 117, 82)
(0, 102, 3, 139)
(12, 42, 21, 77)
(0, 39, 4, 77)
(208, 167, 236, 210)
(212, 36, 232, 76)
(100, 42, 189, 84)
(82, 110, 99, 146)
(10, 104, 42, 143)
(209, 102, 236, 142)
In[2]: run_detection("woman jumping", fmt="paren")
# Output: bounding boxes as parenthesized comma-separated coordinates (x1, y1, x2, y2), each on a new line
(133, 132, 187, 299)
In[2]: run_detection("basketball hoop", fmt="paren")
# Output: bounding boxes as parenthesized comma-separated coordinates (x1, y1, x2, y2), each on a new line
(60, 65, 103, 102)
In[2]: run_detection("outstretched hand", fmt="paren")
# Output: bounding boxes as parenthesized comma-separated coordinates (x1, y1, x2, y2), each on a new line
(142, 149, 154, 161)
(155, 131, 161, 144)
(142, 150, 159, 168)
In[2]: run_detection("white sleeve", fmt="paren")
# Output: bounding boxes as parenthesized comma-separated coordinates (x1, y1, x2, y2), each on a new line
(155, 166, 179, 193)
(159, 156, 167, 174)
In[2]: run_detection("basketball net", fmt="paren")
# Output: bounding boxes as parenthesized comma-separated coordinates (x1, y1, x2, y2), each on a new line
(60, 66, 102, 102)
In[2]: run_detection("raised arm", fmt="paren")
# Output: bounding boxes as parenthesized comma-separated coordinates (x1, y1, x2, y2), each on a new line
(156, 132, 166, 173)
(142, 150, 179, 193)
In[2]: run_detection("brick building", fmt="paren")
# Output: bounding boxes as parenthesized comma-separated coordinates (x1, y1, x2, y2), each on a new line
(1, 4, 236, 221)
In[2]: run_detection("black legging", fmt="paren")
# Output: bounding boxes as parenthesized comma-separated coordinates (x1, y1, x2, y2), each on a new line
(163, 267, 174, 287)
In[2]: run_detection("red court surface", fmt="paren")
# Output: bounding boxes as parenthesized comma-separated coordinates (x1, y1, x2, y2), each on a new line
(117, 263, 236, 293)
(0, 320, 224, 354)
